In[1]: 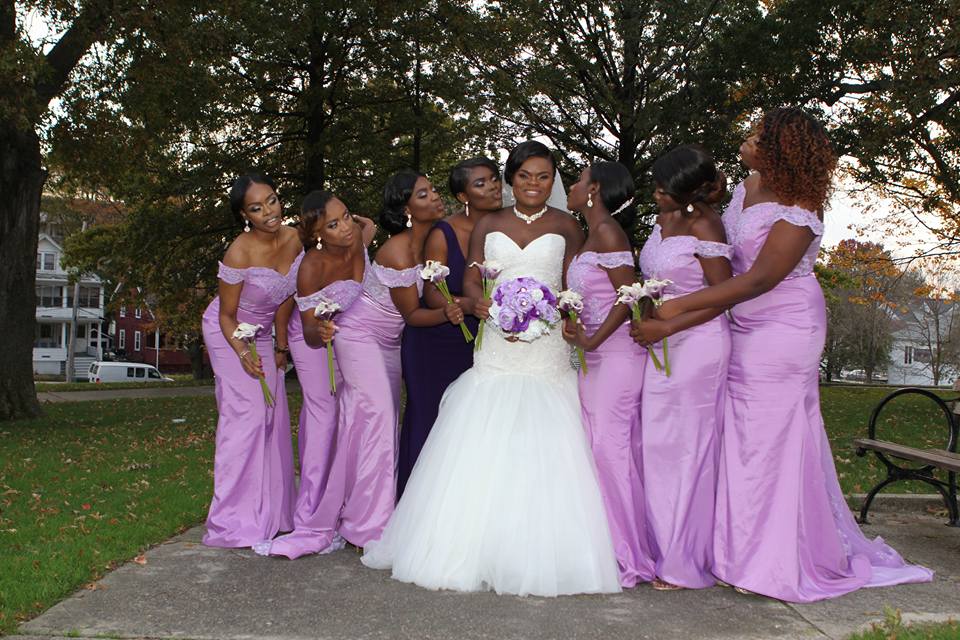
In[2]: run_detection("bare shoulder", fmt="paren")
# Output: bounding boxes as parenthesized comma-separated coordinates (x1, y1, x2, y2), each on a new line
(592, 219, 631, 252)
(297, 249, 326, 286)
(549, 209, 583, 237)
(374, 234, 416, 269)
(691, 211, 727, 243)
(222, 234, 252, 268)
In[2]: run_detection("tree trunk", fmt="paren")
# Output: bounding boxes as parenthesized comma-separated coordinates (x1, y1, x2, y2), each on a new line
(188, 338, 206, 380)
(0, 124, 44, 420)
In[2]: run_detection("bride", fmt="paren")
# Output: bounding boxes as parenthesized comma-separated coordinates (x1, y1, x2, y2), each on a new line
(361, 141, 622, 596)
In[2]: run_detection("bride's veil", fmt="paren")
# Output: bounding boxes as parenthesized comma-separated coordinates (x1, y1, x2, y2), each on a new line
(501, 168, 569, 213)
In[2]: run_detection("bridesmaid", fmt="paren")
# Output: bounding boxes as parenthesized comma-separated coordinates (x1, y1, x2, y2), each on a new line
(563, 161, 656, 588)
(651, 108, 933, 601)
(398, 157, 502, 497)
(201, 173, 299, 547)
(632, 145, 732, 590)
(331, 170, 463, 547)
(261, 191, 374, 559)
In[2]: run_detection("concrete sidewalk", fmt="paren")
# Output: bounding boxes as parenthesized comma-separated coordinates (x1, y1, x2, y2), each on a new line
(37, 385, 216, 403)
(12, 512, 960, 640)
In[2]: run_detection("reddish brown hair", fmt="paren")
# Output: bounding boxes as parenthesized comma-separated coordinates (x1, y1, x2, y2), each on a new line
(757, 108, 837, 211)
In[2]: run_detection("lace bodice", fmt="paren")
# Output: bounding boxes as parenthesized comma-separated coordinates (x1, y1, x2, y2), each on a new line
(295, 279, 364, 313)
(361, 260, 424, 312)
(474, 231, 574, 381)
(567, 251, 635, 327)
(722, 181, 823, 279)
(210, 251, 304, 332)
(639, 225, 733, 297)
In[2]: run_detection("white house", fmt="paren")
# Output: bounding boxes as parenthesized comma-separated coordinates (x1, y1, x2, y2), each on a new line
(33, 231, 107, 378)
(886, 299, 959, 387)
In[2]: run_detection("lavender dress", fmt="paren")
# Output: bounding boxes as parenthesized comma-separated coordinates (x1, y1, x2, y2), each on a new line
(638, 225, 732, 588)
(713, 182, 933, 601)
(331, 257, 422, 547)
(200, 253, 303, 547)
(398, 220, 479, 497)
(261, 276, 363, 559)
(568, 250, 656, 588)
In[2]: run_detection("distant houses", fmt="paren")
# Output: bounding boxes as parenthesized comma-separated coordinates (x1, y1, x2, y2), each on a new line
(886, 298, 959, 387)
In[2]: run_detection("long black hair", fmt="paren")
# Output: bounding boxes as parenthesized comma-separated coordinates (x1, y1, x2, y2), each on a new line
(380, 170, 426, 235)
(449, 157, 500, 198)
(229, 172, 276, 217)
(298, 190, 335, 249)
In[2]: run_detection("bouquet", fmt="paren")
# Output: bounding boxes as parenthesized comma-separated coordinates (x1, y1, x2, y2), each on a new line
(617, 278, 673, 376)
(312, 298, 342, 395)
(557, 289, 587, 375)
(489, 276, 560, 342)
(470, 260, 503, 351)
(232, 322, 274, 406)
(421, 260, 474, 343)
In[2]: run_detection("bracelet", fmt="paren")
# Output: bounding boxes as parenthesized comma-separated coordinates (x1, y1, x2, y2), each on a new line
(274, 345, 290, 355)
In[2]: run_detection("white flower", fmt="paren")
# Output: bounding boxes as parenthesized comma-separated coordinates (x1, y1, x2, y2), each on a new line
(313, 299, 342, 320)
(557, 289, 584, 314)
(420, 260, 451, 283)
(616, 283, 647, 306)
(643, 278, 673, 302)
(232, 322, 263, 341)
(470, 260, 503, 280)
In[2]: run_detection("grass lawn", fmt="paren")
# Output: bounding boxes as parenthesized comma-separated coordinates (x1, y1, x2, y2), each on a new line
(0, 385, 953, 635)
(844, 609, 959, 639)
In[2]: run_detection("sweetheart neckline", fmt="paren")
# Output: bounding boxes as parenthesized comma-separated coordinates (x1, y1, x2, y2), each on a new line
(488, 230, 564, 251)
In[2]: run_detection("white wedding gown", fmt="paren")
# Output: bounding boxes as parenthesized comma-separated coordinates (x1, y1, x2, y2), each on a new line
(361, 231, 621, 596)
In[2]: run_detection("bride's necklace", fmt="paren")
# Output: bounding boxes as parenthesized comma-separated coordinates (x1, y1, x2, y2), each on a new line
(513, 205, 548, 225)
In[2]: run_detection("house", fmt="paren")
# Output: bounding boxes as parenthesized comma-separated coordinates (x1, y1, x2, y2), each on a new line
(111, 298, 195, 373)
(33, 231, 107, 378)
(886, 298, 959, 387)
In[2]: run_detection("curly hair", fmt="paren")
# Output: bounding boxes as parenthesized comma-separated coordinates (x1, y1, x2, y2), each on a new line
(756, 107, 837, 211)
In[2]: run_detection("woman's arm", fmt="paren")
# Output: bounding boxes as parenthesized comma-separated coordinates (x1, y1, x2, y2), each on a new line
(657, 221, 814, 321)
(273, 298, 294, 369)
(391, 283, 463, 327)
(422, 225, 457, 310)
(354, 215, 377, 247)
(217, 279, 263, 378)
(463, 217, 491, 318)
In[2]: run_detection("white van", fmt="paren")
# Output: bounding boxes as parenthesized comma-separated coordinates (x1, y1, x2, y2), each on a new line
(88, 361, 173, 383)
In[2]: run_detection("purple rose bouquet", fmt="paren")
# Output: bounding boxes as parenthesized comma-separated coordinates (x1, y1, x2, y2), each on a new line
(489, 276, 560, 342)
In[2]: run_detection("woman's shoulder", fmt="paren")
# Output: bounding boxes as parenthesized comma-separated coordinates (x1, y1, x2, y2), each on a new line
(691, 210, 727, 243)
(222, 234, 253, 268)
(590, 218, 631, 252)
(374, 234, 417, 270)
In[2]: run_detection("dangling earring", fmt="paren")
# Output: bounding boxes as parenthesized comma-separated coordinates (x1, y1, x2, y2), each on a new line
(316, 236, 322, 250)
(587, 193, 594, 208)
(686, 204, 695, 213)
(244, 219, 251, 232)
(464, 202, 470, 217)
(406, 213, 413, 228)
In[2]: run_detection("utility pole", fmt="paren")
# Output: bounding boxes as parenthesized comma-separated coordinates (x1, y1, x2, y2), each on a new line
(64, 221, 87, 382)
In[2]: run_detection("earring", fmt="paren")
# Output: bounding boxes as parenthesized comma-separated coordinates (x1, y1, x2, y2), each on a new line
(686, 204, 695, 213)
(406, 214, 413, 228)
(464, 202, 470, 217)
(244, 219, 251, 232)
(316, 236, 322, 250)
(587, 193, 593, 208)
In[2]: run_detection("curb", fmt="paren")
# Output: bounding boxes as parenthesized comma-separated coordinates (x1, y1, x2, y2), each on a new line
(845, 493, 951, 515)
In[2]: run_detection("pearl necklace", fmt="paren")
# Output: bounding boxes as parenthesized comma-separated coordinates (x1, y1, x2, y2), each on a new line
(513, 205, 548, 225)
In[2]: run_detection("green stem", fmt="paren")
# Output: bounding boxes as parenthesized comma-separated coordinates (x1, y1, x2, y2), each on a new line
(662, 337, 671, 377)
(247, 342, 274, 407)
(326, 340, 336, 395)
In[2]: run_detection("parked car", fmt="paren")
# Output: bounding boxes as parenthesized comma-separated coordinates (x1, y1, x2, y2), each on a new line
(88, 361, 173, 383)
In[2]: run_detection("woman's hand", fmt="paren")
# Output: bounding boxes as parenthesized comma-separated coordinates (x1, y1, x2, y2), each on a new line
(274, 349, 288, 370)
(456, 296, 478, 316)
(632, 319, 672, 347)
(561, 317, 591, 350)
(444, 301, 465, 325)
(474, 297, 492, 320)
(238, 348, 264, 378)
(318, 320, 337, 343)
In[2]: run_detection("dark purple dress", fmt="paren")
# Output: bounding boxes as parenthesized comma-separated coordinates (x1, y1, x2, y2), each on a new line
(398, 220, 479, 498)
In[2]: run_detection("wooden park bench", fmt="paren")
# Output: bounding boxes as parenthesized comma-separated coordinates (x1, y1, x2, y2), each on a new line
(854, 387, 959, 527)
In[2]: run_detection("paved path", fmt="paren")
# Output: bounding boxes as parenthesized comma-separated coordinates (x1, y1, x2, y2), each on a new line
(12, 512, 960, 640)
(37, 382, 302, 403)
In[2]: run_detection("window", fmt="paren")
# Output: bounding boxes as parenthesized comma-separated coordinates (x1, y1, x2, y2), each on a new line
(119, 306, 126, 318)
(35, 285, 63, 308)
(118, 329, 126, 349)
(915, 348, 932, 364)
(135, 307, 142, 319)
(78, 286, 100, 308)
(34, 323, 63, 348)
(36, 252, 56, 271)
(127, 367, 135, 378)
(134, 331, 141, 351)
(135, 367, 145, 378)
(75, 324, 87, 339)
(904, 346, 914, 364)
(149, 369, 161, 379)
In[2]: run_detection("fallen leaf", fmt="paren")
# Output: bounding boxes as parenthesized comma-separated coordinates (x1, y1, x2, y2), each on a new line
(132, 554, 147, 565)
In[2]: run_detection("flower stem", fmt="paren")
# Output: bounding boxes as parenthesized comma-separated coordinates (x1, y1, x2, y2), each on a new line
(248, 342, 274, 407)
(326, 340, 336, 395)
(662, 337, 671, 377)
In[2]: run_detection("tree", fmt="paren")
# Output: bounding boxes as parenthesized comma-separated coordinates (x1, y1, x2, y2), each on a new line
(0, 0, 136, 420)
